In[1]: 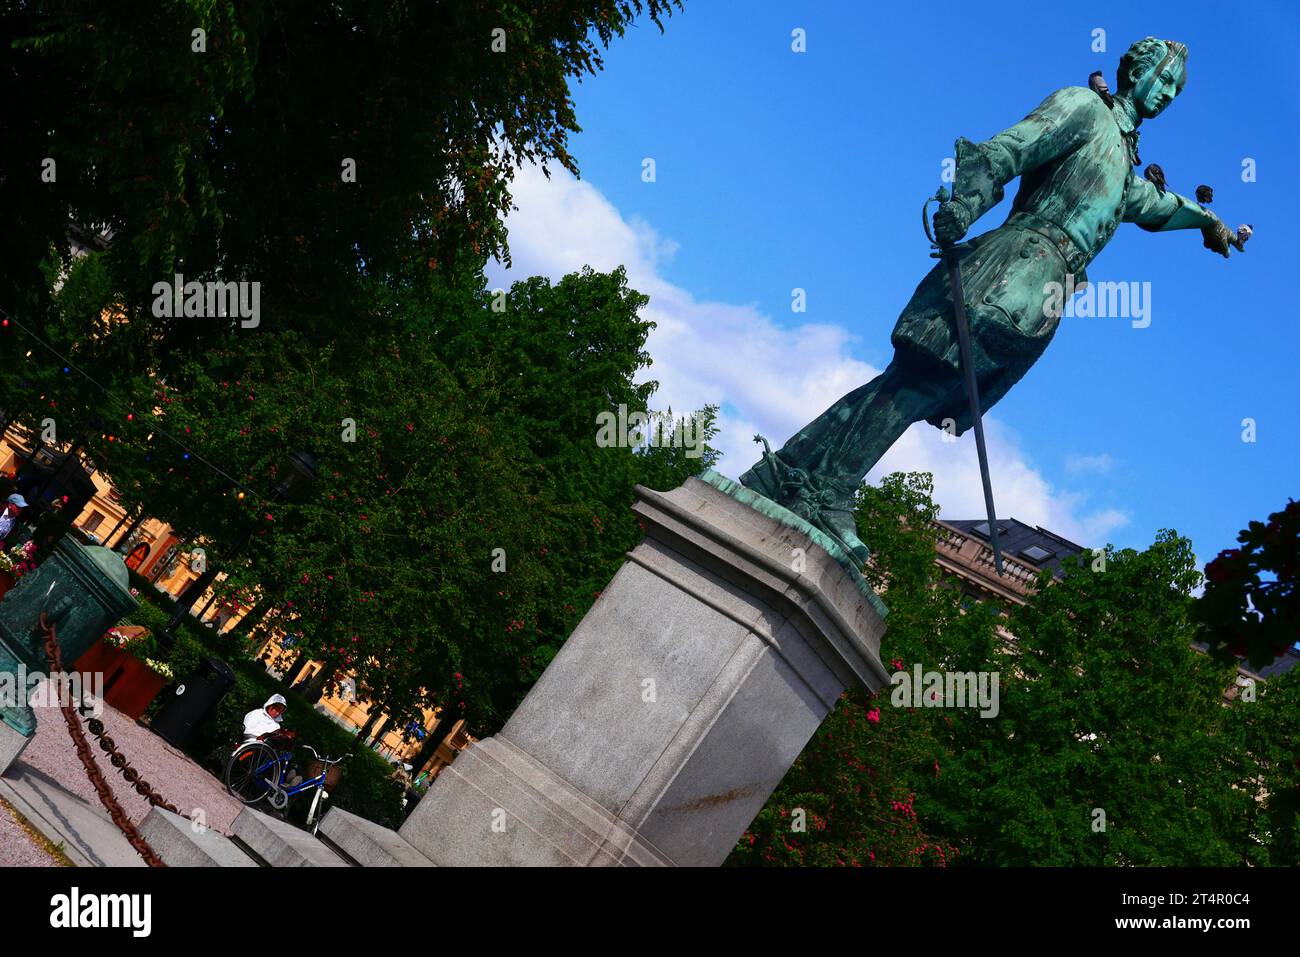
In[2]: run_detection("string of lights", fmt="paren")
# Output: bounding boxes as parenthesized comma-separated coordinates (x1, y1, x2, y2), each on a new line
(0, 303, 265, 504)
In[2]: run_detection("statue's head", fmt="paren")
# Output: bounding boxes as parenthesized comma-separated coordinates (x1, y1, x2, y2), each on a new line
(1117, 37, 1188, 119)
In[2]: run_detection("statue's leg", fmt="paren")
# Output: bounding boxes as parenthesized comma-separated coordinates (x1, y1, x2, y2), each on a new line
(739, 355, 960, 562)
(739, 357, 943, 492)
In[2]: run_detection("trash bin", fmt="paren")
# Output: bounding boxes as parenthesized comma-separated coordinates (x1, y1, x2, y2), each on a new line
(151, 657, 237, 749)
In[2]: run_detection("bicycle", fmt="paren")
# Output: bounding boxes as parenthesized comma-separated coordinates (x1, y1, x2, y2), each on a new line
(224, 739, 345, 833)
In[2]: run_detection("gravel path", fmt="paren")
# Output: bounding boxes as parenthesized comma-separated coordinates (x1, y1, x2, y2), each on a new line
(22, 677, 245, 834)
(0, 797, 62, 866)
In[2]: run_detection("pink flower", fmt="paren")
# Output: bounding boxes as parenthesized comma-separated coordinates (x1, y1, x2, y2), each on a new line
(866, 708, 881, 724)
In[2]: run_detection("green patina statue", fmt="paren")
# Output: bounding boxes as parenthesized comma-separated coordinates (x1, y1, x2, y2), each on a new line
(739, 37, 1247, 564)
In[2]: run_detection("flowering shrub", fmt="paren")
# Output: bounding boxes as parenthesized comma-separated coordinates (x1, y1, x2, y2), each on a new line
(142, 659, 174, 681)
(1195, 499, 1299, 670)
(731, 688, 959, 867)
(0, 541, 37, 577)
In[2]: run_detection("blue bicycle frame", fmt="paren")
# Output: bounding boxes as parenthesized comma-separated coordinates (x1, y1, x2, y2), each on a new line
(238, 743, 338, 829)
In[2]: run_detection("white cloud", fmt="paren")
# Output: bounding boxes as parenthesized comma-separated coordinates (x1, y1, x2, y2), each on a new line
(489, 162, 1129, 548)
(1064, 452, 1116, 476)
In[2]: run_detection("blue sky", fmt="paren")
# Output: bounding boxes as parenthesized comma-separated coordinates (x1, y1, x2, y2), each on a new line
(492, 0, 1298, 563)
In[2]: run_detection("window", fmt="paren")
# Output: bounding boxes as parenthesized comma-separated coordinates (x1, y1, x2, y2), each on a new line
(1021, 544, 1055, 564)
(124, 542, 150, 571)
(146, 545, 176, 582)
(972, 521, 1008, 539)
(82, 510, 105, 533)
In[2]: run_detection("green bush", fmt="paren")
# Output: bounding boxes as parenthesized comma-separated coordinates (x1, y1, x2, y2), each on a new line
(121, 598, 171, 634)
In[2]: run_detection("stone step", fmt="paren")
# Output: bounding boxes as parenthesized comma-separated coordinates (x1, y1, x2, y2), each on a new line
(316, 807, 435, 867)
(138, 807, 258, 867)
(0, 762, 145, 867)
(401, 738, 669, 866)
(231, 807, 352, 867)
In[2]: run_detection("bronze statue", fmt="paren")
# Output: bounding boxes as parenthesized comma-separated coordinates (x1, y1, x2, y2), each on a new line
(739, 37, 1248, 565)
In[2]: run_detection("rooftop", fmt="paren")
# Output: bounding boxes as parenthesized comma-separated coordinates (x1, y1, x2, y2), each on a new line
(939, 517, 1087, 579)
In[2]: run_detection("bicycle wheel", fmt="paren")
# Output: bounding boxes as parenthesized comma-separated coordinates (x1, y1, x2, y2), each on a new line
(225, 742, 282, 805)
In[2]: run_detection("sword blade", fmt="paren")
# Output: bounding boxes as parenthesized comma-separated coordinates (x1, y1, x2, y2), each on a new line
(943, 250, 1005, 576)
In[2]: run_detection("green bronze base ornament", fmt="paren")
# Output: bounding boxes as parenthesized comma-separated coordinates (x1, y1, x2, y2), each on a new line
(738, 36, 1248, 564)
(0, 539, 137, 736)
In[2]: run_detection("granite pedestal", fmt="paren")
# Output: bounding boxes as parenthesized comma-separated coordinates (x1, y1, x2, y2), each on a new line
(400, 471, 889, 866)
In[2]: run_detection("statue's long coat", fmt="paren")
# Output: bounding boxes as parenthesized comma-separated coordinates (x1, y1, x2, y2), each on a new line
(891, 85, 1207, 433)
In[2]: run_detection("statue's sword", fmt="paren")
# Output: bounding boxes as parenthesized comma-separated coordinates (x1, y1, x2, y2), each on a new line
(924, 187, 1004, 576)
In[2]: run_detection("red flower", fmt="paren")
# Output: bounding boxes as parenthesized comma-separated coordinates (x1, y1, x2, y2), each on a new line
(1205, 549, 1243, 583)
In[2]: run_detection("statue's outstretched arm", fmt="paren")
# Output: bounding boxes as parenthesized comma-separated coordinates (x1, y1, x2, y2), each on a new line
(1124, 170, 1215, 230)
(1123, 171, 1243, 256)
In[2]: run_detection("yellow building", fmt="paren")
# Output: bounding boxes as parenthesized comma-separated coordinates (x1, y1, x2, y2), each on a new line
(0, 421, 441, 756)
(0, 422, 201, 596)
(256, 628, 441, 765)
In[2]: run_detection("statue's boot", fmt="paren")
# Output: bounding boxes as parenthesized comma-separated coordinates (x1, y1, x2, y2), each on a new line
(736, 458, 782, 501)
(738, 446, 870, 567)
(804, 479, 871, 568)
(736, 359, 940, 569)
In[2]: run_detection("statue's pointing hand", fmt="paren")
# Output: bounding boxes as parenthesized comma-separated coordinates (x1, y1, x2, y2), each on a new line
(932, 197, 972, 246)
(1201, 217, 1245, 258)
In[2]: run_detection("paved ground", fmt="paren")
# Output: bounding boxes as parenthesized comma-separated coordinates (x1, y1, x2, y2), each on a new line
(0, 678, 246, 866)
(22, 677, 244, 830)
(0, 795, 61, 866)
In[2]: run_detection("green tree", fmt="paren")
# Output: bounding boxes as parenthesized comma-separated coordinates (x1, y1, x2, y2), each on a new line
(1219, 667, 1300, 866)
(1, 0, 685, 538)
(1193, 498, 1299, 672)
(735, 474, 1298, 866)
(952, 534, 1242, 865)
(60, 264, 717, 740)
(731, 472, 1000, 866)
(2, 0, 681, 363)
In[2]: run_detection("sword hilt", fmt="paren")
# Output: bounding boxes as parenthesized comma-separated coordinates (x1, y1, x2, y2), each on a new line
(923, 187, 974, 262)
(922, 186, 948, 248)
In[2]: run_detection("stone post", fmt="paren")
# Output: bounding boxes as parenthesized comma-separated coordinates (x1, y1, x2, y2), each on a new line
(399, 471, 889, 866)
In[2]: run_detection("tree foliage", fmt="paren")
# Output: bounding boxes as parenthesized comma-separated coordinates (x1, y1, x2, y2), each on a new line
(1194, 498, 1299, 672)
(0, 1, 698, 740)
(734, 473, 1298, 866)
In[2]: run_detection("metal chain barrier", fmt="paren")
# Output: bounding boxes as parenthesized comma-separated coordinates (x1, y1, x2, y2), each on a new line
(39, 613, 169, 867)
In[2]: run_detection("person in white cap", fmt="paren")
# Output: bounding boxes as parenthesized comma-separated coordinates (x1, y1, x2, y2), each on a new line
(242, 692, 294, 743)
(241, 693, 302, 786)
(0, 494, 28, 545)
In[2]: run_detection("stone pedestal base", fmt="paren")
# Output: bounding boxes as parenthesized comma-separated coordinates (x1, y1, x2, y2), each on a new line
(400, 472, 888, 866)
(0, 719, 31, 777)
